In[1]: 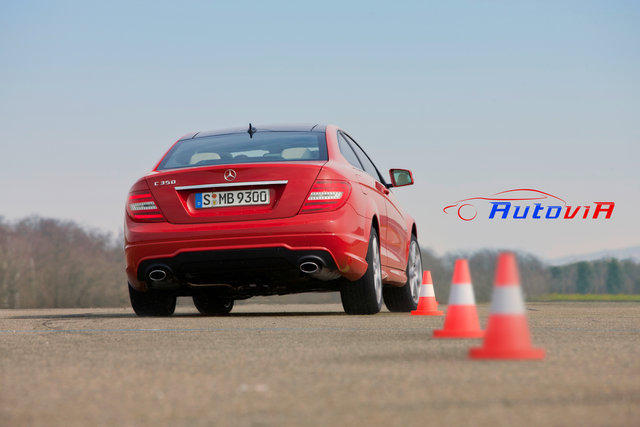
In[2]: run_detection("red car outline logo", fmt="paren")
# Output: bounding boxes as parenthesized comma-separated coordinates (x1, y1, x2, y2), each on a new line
(443, 188, 567, 221)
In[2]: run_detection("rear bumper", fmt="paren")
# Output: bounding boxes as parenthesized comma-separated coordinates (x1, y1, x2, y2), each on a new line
(125, 203, 370, 290)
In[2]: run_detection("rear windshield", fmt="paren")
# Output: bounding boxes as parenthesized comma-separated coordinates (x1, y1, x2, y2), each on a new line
(156, 131, 328, 170)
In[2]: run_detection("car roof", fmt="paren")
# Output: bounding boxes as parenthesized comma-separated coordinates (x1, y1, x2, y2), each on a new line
(182, 124, 327, 140)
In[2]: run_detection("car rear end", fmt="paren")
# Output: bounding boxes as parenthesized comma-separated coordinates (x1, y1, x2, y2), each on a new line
(124, 126, 370, 299)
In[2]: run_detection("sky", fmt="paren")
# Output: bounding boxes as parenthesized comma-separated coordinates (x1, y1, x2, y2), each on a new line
(0, 1, 638, 260)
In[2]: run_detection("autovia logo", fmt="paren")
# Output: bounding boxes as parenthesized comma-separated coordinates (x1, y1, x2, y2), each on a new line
(443, 188, 615, 221)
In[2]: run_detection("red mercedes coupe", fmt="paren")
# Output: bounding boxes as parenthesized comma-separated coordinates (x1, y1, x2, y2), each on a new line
(125, 124, 420, 315)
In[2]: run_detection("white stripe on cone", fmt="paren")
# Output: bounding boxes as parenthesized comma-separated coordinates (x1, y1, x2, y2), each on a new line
(419, 283, 435, 297)
(489, 285, 526, 314)
(448, 283, 476, 305)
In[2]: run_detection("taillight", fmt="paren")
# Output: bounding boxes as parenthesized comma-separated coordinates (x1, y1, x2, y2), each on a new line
(126, 191, 165, 222)
(300, 180, 351, 214)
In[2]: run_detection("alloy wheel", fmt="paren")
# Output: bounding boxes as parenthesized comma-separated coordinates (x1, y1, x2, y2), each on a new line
(372, 235, 383, 303)
(407, 240, 422, 305)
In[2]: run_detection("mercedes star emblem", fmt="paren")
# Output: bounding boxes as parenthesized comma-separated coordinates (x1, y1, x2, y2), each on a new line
(224, 169, 237, 181)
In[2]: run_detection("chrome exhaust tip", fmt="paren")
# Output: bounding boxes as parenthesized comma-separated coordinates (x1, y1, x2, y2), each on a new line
(299, 261, 320, 274)
(148, 269, 168, 282)
(144, 264, 178, 290)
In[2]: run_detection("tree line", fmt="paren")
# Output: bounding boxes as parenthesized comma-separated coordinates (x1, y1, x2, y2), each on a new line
(422, 249, 640, 303)
(0, 216, 638, 308)
(0, 217, 126, 308)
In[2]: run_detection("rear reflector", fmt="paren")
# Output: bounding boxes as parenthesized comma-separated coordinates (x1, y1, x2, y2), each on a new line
(299, 180, 351, 214)
(126, 192, 165, 222)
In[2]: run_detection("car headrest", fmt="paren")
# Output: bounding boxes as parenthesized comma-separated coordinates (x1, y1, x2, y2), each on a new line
(190, 152, 221, 164)
(281, 147, 314, 160)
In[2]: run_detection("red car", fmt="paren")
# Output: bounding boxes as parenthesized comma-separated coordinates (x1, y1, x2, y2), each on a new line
(125, 124, 420, 315)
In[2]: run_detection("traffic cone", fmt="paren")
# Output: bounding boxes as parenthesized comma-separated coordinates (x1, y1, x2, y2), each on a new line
(410, 271, 443, 316)
(470, 252, 545, 360)
(433, 259, 484, 338)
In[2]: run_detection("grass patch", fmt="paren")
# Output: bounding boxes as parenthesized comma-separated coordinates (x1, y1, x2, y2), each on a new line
(534, 293, 640, 302)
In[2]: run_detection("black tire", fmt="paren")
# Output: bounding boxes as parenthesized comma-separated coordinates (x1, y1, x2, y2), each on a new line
(193, 294, 234, 315)
(383, 235, 422, 312)
(128, 283, 176, 317)
(340, 227, 383, 314)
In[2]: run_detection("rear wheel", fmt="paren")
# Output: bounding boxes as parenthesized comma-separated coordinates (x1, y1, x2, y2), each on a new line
(383, 235, 421, 312)
(128, 283, 176, 317)
(340, 227, 383, 314)
(193, 294, 234, 315)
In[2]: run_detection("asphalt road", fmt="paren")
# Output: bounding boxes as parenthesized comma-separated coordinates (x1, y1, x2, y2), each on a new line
(1, 302, 639, 426)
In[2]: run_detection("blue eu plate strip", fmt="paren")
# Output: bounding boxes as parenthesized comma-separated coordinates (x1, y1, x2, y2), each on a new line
(195, 193, 202, 208)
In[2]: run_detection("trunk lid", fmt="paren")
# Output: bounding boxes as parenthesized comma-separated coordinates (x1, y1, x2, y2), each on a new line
(146, 162, 324, 224)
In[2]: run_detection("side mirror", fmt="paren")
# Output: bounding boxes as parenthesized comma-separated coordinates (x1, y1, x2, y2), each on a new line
(389, 169, 414, 187)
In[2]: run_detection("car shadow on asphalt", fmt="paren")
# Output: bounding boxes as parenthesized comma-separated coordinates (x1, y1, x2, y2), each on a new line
(228, 312, 346, 317)
(7, 313, 141, 319)
(7, 311, 346, 320)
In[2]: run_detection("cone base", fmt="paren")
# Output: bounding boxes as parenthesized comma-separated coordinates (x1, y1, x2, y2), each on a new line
(469, 346, 545, 360)
(410, 309, 444, 316)
(432, 329, 484, 339)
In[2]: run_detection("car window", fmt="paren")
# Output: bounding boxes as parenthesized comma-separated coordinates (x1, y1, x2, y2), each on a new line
(337, 132, 363, 170)
(157, 131, 327, 170)
(343, 133, 384, 183)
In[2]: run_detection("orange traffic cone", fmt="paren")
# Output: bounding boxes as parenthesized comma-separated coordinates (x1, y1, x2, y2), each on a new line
(470, 252, 545, 360)
(433, 259, 484, 338)
(411, 271, 443, 316)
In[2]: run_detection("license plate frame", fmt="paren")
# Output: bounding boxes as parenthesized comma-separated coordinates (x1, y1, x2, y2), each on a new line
(195, 189, 270, 209)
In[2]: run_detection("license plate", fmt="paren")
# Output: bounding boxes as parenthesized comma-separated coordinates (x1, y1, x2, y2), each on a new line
(195, 189, 270, 208)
